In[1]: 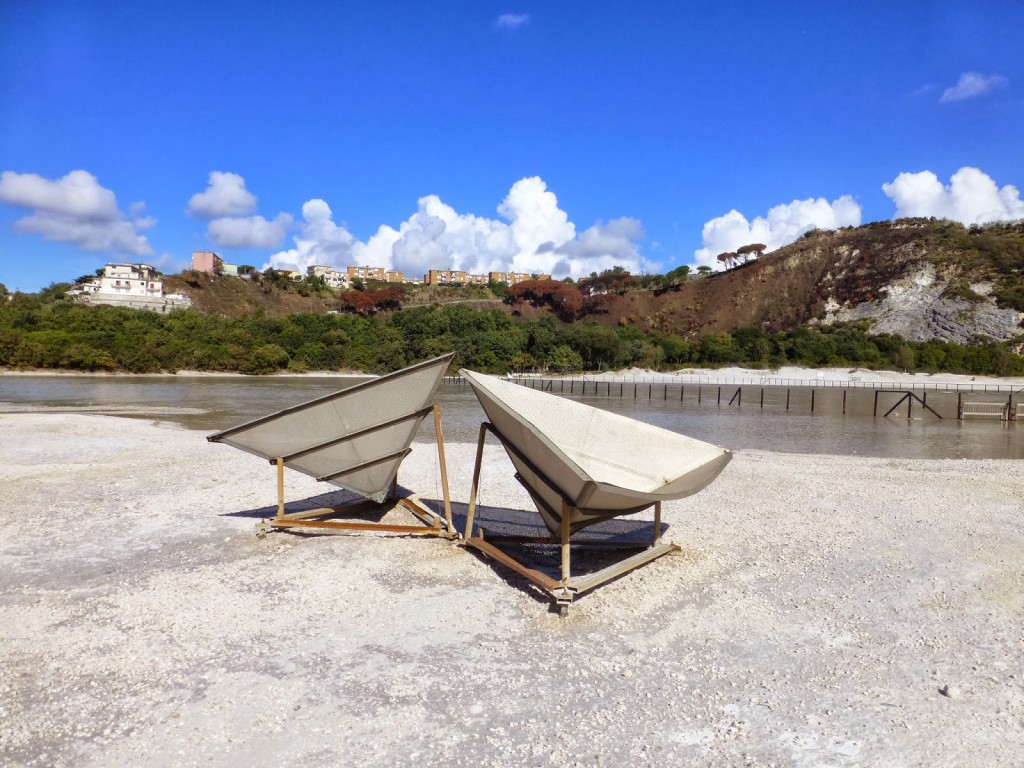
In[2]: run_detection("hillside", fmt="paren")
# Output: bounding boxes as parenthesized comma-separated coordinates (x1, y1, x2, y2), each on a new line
(590, 219, 1024, 344)
(163, 219, 1024, 345)
(163, 272, 337, 316)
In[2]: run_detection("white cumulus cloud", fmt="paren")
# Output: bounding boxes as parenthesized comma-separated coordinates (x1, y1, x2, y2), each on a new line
(207, 213, 293, 249)
(267, 199, 358, 273)
(268, 177, 655, 279)
(496, 13, 530, 29)
(0, 169, 154, 255)
(939, 72, 1008, 103)
(189, 171, 293, 249)
(694, 196, 862, 269)
(554, 218, 646, 278)
(187, 171, 258, 218)
(882, 167, 1024, 225)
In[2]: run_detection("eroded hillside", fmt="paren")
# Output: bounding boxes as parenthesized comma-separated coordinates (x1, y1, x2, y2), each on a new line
(605, 220, 1024, 343)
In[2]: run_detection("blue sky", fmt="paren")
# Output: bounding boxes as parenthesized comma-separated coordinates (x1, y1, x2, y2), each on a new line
(2, 1, 1023, 292)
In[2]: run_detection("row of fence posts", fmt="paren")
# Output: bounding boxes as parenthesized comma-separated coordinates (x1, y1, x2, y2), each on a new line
(443, 376, 1020, 421)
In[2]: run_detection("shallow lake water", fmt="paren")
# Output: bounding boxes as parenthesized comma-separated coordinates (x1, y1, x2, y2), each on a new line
(1, 374, 1021, 460)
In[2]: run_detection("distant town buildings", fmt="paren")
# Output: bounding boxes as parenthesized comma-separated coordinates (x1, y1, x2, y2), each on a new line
(425, 270, 549, 287)
(68, 263, 191, 313)
(193, 250, 548, 289)
(69, 252, 555, 315)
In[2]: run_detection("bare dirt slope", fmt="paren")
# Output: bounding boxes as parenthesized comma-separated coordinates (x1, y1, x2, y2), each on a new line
(163, 273, 336, 317)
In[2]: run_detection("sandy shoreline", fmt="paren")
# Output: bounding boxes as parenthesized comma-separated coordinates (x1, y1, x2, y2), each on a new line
(5, 365, 1024, 390)
(2, 413, 1023, 766)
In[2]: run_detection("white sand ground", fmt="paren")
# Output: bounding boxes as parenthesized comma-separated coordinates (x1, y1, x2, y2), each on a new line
(2, 413, 1023, 767)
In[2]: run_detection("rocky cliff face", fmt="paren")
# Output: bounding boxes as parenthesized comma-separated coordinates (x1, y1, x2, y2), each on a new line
(823, 263, 1022, 343)
(606, 219, 1024, 343)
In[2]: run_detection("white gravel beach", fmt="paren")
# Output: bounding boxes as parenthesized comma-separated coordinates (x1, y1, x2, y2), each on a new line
(2, 413, 1022, 767)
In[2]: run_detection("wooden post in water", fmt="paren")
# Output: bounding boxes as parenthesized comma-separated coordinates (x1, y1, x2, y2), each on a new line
(760, 388, 764, 408)
(786, 389, 791, 410)
(811, 390, 815, 413)
(698, 386, 702, 404)
(663, 384, 667, 400)
(957, 392, 963, 420)
(717, 386, 721, 405)
(680, 385, 684, 402)
(842, 390, 847, 415)
(648, 383, 652, 400)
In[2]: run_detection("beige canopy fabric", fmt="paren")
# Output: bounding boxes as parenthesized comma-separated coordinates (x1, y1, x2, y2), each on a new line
(461, 369, 732, 534)
(208, 354, 454, 503)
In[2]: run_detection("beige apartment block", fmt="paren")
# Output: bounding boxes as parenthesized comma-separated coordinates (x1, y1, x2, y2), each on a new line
(425, 269, 467, 286)
(488, 271, 550, 285)
(347, 265, 387, 282)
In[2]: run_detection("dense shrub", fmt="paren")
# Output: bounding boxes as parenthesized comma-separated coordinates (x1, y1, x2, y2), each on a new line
(1, 294, 1022, 377)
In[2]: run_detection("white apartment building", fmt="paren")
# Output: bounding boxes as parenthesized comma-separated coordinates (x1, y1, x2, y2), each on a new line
(70, 263, 191, 313)
(99, 263, 165, 297)
(307, 265, 351, 289)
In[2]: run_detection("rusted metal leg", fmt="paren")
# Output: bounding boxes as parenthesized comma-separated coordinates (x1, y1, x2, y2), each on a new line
(463, 423, 489, 539)
(433, 403, 454, 532)
(560, 501, 571, 584)
(653, 501, 662, 547)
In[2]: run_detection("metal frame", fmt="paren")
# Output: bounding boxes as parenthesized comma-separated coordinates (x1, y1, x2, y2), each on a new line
(258, 403, 457, 539)
(462, 422, 678, 614)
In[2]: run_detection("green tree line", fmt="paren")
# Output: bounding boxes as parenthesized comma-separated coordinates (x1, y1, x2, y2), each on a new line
(1, 290, 1022, 376)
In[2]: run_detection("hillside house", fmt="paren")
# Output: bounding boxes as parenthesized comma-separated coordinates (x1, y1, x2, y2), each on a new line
(69, 263, 191, 313)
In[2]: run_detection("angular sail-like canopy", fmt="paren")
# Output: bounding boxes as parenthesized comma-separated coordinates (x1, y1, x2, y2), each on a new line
(209, 354, 454, 502)
(461, 369, 731, 534)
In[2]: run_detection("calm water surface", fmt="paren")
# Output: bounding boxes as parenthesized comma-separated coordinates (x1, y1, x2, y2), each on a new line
(1, 374, 1021, 460)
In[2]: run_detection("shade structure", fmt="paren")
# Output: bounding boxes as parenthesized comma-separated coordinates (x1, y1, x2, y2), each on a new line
(208, 354, 454, 503)
(461, 369, 732, 534)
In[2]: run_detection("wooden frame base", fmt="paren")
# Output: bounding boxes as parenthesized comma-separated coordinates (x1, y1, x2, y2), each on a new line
(462, 422, 679, 614)
(259, 493, 458, 539)
(258, 403, 457, 540)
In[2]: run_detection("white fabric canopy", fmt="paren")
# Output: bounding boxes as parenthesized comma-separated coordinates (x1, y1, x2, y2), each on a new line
(208, 354, 453, 502)
(461, 369, 732, 533)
